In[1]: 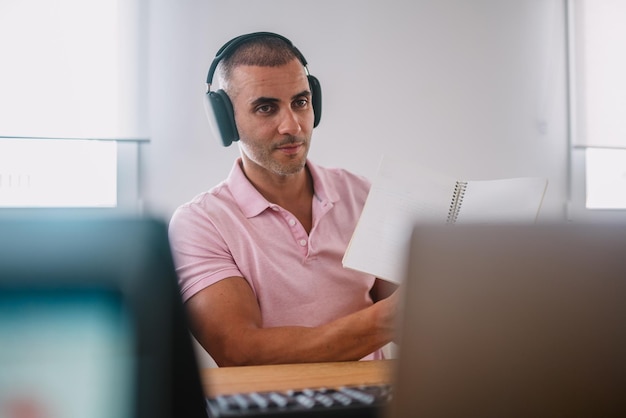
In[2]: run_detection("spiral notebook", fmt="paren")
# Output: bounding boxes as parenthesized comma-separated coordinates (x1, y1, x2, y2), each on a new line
(342, 156, 548, 284)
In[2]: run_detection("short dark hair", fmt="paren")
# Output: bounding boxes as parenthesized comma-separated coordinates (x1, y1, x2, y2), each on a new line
(215, 35, 303, 89)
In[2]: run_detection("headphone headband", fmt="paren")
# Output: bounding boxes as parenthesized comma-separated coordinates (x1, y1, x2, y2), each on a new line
(206, 32, 308, 87)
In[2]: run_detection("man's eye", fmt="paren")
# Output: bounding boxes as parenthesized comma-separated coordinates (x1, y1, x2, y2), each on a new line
(256, 105, 274, 114)
(293, 99, 309, 109)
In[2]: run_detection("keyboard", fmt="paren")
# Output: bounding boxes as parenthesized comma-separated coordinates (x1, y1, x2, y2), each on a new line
(206, 384, 392, 417)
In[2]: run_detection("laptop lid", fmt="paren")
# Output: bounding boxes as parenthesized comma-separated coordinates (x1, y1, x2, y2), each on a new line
(388, 223, 626, 418)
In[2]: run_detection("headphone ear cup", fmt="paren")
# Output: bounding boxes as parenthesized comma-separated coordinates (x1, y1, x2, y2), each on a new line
(308, 75, 322, 128)
(204, 89, 239, 147)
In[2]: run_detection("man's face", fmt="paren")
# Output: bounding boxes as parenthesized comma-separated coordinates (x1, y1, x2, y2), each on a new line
(228, 58, 314, 178)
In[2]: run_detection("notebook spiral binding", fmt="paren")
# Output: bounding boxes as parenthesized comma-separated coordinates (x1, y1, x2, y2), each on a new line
(446, 181, 468, 224)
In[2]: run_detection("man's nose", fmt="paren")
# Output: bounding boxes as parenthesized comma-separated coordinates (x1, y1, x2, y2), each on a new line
(277, 109, 302, 136)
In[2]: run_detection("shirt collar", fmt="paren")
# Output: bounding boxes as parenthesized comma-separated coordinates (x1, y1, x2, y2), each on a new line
(226, 158, 340, 218)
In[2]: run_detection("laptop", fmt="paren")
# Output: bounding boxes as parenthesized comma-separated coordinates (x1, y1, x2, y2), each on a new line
(387, 223, 626, 418)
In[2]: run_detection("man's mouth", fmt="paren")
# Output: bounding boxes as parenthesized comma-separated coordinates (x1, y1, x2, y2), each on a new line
(276, 142, 303, 154)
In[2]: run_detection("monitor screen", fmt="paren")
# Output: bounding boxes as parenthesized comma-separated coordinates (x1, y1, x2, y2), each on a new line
(0, 217, 207, 418)
(0, 290, 134, 418)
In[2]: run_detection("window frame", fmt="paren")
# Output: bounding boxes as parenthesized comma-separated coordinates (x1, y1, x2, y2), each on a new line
(0, 140, 143, 217)
(566, 0, 626, 222)
(0, 0, 148, 216)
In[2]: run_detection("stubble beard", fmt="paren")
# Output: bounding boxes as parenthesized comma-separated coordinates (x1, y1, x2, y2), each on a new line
(242, 136, 310, 177)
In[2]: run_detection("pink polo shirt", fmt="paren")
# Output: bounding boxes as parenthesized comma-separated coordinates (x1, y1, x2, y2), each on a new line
(168, 158, 382, 360)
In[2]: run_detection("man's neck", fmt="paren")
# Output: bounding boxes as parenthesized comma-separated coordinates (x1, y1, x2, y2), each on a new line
(240, 160, 314, 232)
(247, 166, 312, 205)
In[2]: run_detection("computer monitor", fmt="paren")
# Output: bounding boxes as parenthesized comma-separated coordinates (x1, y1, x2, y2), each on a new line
(388, 223, 626, 418)
(0, 217, 207, 418)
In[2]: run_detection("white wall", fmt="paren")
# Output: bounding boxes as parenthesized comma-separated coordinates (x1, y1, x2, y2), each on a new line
(142, 0, 568, 222)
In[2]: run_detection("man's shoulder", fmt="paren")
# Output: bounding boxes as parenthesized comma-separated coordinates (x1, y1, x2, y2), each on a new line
(309, 163, 371, 201)
(309, 162, 370, 187)
(173, 181, 234, 217)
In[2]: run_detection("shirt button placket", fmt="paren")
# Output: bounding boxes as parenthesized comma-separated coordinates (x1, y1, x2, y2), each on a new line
(274, 207, 308, 252)
(290, 218, 307, 249)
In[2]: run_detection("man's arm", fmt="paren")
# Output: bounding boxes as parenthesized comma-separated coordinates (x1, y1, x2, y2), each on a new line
(185, 276, 398, 366)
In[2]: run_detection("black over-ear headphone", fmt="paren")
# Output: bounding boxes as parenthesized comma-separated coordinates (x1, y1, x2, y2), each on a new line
(204, 32, 322, 147)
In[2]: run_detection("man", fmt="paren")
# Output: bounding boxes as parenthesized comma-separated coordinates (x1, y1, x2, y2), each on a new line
(169, 32, 397, 366)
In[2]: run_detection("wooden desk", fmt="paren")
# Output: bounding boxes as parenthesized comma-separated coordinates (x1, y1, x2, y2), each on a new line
(201, 359, 395, 397)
